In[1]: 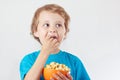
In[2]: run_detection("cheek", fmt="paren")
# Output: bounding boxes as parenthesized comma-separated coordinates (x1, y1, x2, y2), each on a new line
(40, 32, 47, 39)
(38, 28, 46, 36)
(58, 32, 66, 41)
(37, 29, 46, 40)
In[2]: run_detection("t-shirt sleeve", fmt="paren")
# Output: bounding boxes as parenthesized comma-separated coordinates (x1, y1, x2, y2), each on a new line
(19, 55, 33, 80)
(75, 58, 90, 80)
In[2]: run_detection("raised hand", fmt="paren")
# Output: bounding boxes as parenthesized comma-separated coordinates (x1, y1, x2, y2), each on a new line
(41, 34, 60, 55)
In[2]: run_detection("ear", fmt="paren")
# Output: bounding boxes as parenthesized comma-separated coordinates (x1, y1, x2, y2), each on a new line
(33, 31, 39, 37)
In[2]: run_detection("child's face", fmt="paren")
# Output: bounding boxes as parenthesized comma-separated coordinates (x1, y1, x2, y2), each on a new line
(34, 11, 66, 45)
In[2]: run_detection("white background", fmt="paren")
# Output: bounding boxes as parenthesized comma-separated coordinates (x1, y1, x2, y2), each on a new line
(0, 0, 120, 80)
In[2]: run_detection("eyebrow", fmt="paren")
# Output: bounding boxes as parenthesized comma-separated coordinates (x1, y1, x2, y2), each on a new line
(43, 20, 49, 23)
(55, 21, 63, 24)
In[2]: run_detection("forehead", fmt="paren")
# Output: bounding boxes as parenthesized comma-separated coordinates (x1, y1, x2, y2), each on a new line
(38, 11, 65, 23)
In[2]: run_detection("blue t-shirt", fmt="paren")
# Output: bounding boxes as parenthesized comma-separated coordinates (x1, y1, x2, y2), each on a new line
(20, 50, 90, 80)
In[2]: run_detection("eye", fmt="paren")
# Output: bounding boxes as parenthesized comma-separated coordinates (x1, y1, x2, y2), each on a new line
(56, 24, 62, 28)
(43, 23, 50, 27)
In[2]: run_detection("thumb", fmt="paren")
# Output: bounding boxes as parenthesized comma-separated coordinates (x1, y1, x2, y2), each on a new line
(67, 73, 73, 80)
(50, 77, 54, 80)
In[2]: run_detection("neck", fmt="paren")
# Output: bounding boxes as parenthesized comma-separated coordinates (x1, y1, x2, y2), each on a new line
(51, 48, 60, 54)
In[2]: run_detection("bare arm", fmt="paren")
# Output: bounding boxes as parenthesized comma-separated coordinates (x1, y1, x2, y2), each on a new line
(24, 35, 60, 80)
(24, 49, 50, 80)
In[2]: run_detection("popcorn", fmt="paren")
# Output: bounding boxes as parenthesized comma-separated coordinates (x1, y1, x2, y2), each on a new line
(45, 62, 70, 72)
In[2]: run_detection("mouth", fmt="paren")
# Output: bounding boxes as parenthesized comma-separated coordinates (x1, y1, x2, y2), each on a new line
(50, 36, 57, 39)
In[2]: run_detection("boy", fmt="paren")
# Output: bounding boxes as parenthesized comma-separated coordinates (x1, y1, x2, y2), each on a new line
(20, 4, 90, 80)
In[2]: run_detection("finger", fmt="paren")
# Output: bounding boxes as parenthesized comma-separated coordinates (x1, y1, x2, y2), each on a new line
(46, 36, 51, 41)
(46, 34, 51, 40)
(52, 39, 58, 43)
(57, 72, 68, 80)
(49, 38, 57, 45)
(53, 74, 62, 80)
(48, 38, 57, 45)
(49, 37, 54, 42)
(50, 77, 54, 80)
(54, 42, 60, 48)
(66, 73, 73, 80)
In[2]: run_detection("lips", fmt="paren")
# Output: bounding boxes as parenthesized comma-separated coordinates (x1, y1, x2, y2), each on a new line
(50, 36, 57, 39)
(48, 33, 58, 39)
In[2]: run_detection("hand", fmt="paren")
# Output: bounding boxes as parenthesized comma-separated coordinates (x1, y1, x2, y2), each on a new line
(50, 72, 73, 80)
(41, 34, 60, 54)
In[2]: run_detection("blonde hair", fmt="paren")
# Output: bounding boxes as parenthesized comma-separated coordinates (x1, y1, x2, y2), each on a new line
(31, 4, 70, 42)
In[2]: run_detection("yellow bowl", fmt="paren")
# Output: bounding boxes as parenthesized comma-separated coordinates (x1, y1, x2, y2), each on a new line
(43, 68, 68, 80)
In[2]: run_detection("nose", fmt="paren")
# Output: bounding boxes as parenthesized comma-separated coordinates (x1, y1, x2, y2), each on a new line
(49, 27, 56, 33)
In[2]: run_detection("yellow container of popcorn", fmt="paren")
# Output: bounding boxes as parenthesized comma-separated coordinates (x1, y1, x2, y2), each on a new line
(43, 62, 70, 80)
